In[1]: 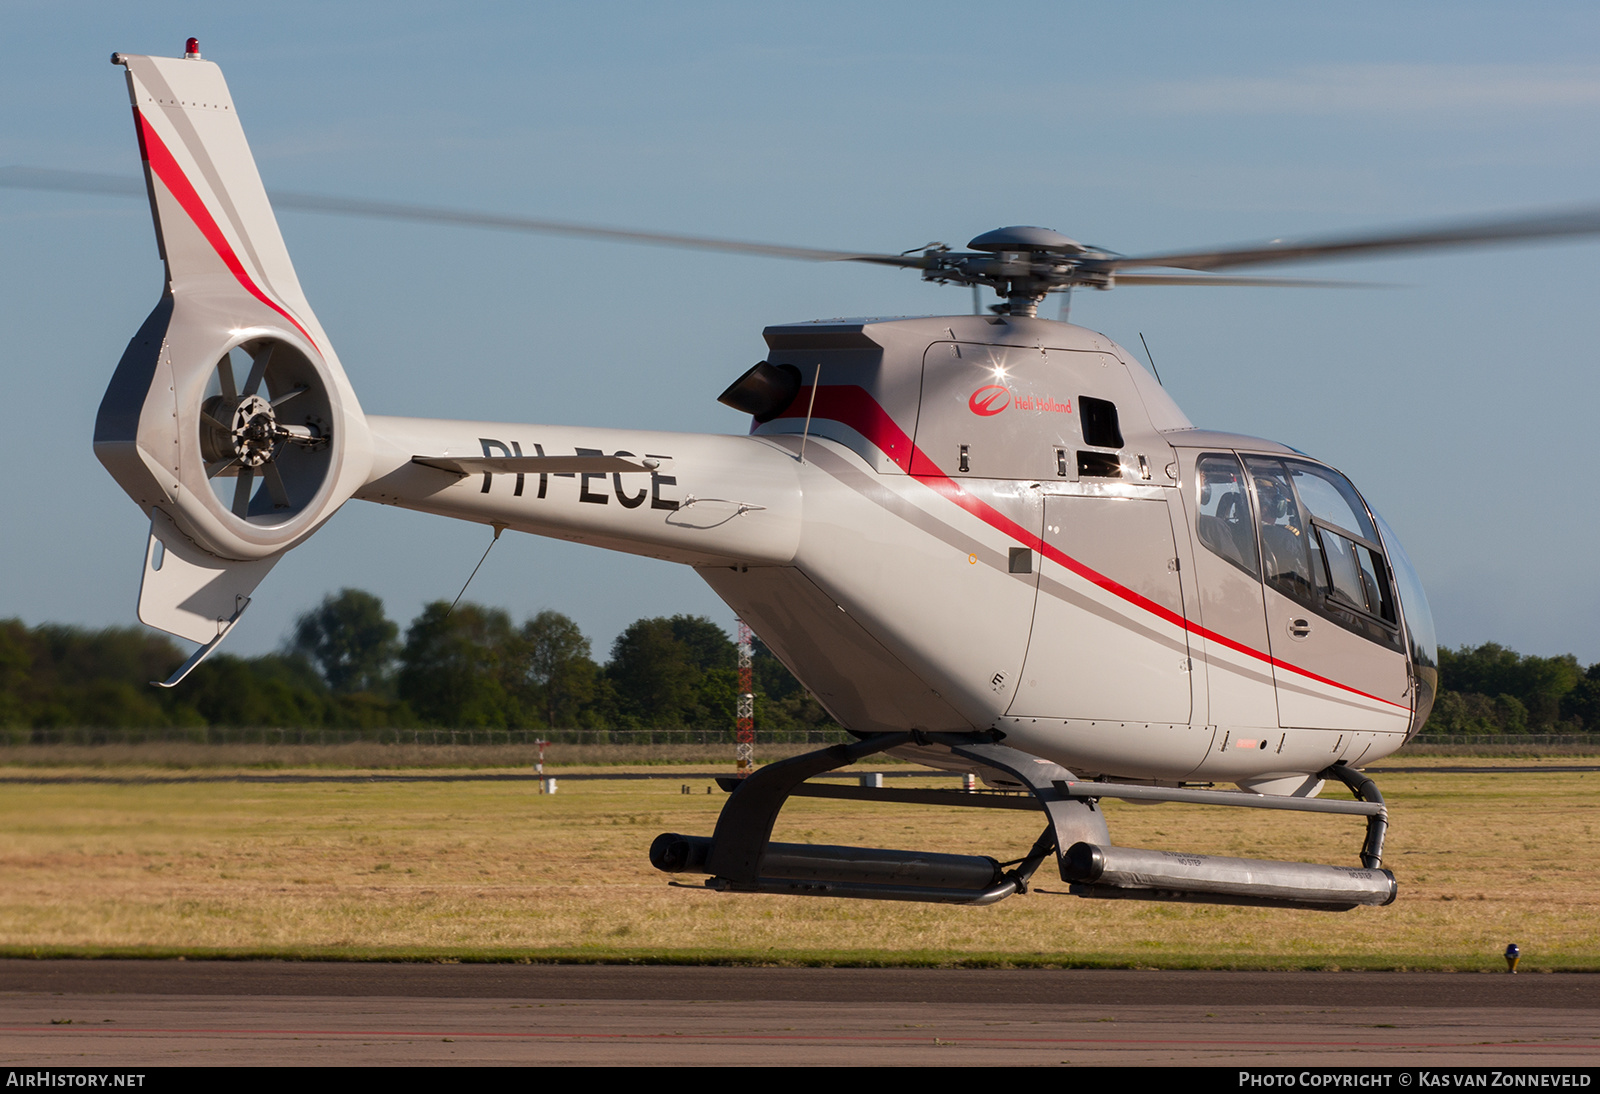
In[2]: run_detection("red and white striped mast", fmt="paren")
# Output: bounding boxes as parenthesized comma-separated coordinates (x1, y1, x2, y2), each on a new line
(735, 619, 755, 777)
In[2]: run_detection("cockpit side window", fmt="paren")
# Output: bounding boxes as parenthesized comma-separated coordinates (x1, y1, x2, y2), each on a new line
(1246, 455, 1401, 649)
(1287, 460, 1398, 632)
(1195, 454, 1258, 578)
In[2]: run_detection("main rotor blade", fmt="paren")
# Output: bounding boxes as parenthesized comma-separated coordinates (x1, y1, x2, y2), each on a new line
(16, 166, 1594, 280)
(1104, 206, 1600, 273)
(0, 166, 143, 197)
(1104, 273, 1381, 288)
(266, 189, 929, 265)
(2, 166, 928, 267)
(413, 454, 662, 476)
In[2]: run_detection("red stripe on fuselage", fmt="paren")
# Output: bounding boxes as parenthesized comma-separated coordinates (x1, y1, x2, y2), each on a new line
(136, 110, 320, 353)
(778, 385, 1409, 713)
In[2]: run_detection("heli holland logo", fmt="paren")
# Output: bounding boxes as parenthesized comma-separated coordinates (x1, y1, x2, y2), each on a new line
(968, 385, 1011, 416)
(968, 386, 1072, 416)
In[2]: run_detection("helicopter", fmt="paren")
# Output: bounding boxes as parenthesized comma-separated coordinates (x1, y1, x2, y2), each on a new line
(84, 44, 1600, 912)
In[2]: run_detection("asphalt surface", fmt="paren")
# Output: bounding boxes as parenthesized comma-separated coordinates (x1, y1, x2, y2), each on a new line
(2, 963, 1597, 1066)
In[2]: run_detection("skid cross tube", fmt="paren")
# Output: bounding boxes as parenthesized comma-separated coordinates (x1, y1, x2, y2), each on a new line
(1044, 762, 1396, 908)
(701, 732, 913, 884)
(784, 782, 1043, 810)
(1054, 764, 1389, 871)
(1319, 761, 1388, 869)
(1053, 780, 1383, 815)
(942, 740, 1112, 861)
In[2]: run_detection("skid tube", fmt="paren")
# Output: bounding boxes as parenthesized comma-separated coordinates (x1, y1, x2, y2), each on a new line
(649, 736, 1397, 910)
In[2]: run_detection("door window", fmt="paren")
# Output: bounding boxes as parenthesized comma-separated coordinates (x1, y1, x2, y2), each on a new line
(1243, 457, 1315, 601)
(1194, 454, 1258, 578)
(1244, 456, 1400, 649)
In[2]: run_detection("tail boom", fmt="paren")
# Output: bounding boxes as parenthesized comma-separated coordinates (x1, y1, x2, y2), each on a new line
(361, 416, 803, 567)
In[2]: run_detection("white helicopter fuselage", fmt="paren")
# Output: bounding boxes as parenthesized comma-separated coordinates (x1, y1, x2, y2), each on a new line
(356, 313, 1429, 791)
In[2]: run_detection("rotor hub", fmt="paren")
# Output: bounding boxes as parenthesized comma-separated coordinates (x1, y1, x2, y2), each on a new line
(912, 225, 1118, 318)
(230, 394, 279, 467)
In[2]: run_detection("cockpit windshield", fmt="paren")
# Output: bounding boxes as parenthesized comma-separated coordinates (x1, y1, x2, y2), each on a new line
(1373, 510, 1439, 736)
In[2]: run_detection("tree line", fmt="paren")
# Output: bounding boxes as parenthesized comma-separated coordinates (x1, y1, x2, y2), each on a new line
(0, 590, 835, 735)
(1, 594, 1597, 734)
(1424, 643, 1600, 734)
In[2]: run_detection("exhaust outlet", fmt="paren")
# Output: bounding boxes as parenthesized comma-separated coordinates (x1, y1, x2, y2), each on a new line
(1062, 842, 1396, 909)
(649, 833, 715, 874)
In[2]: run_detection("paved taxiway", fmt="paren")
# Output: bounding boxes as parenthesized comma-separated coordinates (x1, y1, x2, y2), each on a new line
(2, 962, 1597, 1066)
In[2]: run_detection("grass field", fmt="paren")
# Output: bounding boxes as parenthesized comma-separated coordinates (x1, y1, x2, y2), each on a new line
(0, 758, 1594, 969)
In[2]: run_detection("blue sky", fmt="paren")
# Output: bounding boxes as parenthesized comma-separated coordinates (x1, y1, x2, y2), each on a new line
(4, 2, 1600, 663)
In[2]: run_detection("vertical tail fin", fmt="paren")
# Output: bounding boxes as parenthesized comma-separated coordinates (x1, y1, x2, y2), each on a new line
(117, 50, 330, 350)
(97, 48, 371, 667)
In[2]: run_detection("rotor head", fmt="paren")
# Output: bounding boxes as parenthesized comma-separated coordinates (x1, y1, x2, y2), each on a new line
(911, 226, 1119, 317)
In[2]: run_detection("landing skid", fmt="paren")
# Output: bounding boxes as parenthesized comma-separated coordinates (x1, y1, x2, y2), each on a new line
(650, 734, 1396, 910)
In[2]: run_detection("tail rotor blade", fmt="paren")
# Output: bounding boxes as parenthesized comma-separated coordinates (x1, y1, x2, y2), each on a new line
(262, 463, 291, 509)
(232, 468, 254, 518)
(242, 342, 275, 398)
(269, 385, 307, 409)
(217, 355, 238, 401)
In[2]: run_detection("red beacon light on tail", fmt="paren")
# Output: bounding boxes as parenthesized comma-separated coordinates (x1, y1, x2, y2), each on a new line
(184, 38, 201, 60)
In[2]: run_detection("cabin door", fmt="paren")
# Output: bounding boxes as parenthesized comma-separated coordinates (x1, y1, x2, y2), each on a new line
(1008, 493, 1193, 724)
